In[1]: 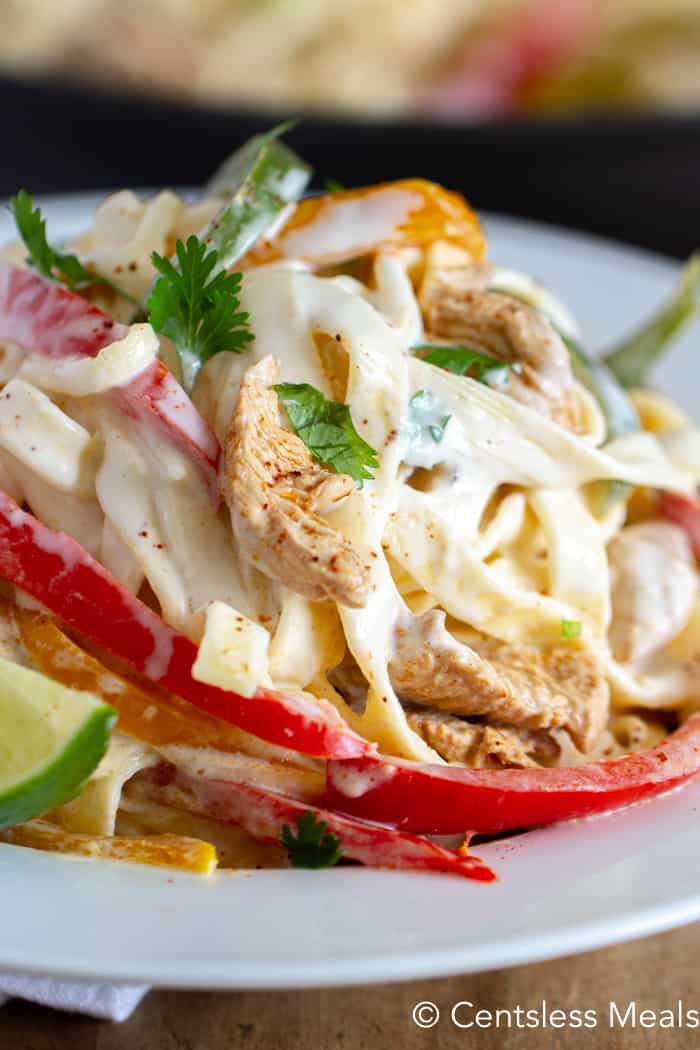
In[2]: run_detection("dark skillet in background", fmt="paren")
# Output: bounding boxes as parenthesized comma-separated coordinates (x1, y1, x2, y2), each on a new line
(1, 72, 699, 259)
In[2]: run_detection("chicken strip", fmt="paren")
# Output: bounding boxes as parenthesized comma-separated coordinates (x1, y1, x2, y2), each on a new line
(389, 610, 608, 750)
(419, 267, 578, 429)
(222, 356, 371, 608)
(406, 707, 559, 768)
(608, 521, 698, 663)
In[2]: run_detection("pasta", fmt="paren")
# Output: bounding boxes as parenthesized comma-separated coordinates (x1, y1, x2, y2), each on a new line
(2, 161, 700, 880)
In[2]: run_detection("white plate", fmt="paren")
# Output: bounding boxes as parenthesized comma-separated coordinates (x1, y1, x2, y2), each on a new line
(1, 196, 699, 988)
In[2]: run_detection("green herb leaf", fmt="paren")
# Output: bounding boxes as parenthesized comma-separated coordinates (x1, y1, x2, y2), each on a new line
(280, 811, 343, 869)
(323, 177, 345, 193)
(148, 236, 253, 392)
(603, 254, 700, 389)
(561, 619, 582, 640)
(9, 190, 136, 303)
(273, 382, 379, 484)
(417, 343, 520, 387)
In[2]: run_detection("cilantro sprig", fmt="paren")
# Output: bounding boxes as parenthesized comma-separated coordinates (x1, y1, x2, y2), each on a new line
(148, 236, 253, 392)
(273, 382, 379, 484)
(280, 811, 343, 869)
(10, 190, 135, 303)
(416, 343, 521, 388)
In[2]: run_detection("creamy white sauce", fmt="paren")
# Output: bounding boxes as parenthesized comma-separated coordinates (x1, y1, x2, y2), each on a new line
(95, 406, 263, 638)
(278, 188, 422, 262)
(0, 379, 96, 495)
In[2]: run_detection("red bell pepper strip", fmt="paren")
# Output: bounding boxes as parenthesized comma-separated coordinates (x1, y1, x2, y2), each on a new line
(113, 357, 220, 502)
(0, 259, 126, 357)
(140, 763, 496, 881)
(0, 261, 220, 500)
(326, 715, 700, 835)
(660, 491, 700, 558)
(0, 491, 370, 760)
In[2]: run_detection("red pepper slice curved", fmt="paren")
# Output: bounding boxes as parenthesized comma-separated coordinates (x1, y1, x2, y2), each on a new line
(326, 716, 700, 835)
(660, 491, 700, 558)
(113, 357, 220, 501)
(0, 491, 370, 760)
(140, 763, 496, 881)
(0, 261, 220, 500)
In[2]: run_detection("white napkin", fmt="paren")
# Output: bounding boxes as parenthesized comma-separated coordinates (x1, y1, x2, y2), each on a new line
(0, 975, 148, 1021)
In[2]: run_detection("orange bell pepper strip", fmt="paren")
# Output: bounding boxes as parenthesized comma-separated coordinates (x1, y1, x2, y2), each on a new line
(243, 179, 486, 268)
(1, 819, 217, 874)
(17, 609, 326, 802)
(16, 608, 254, 752)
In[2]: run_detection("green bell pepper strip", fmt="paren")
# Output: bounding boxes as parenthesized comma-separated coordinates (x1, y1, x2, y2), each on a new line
(136, 124, 312, 318)
(200, 122, 312, 275)
(562, 332, 640, 512)
(603, 254, 700, 389)
(489, 280, 639, 512)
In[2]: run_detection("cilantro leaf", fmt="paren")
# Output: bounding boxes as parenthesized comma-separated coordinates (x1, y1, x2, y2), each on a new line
(9, 190, 135, 303)
(273, 382, 379, 484)
(280, 811, 343, 869)
(147, 235, 253, 392)
(417, 343, 521, 388)
(323, 177, 345, 193)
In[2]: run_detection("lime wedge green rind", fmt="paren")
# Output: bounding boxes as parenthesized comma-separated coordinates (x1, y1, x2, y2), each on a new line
(0, 658, 116, 832)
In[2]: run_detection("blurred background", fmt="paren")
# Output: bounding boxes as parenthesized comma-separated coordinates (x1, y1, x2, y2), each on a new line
(2, 0, 700, 256)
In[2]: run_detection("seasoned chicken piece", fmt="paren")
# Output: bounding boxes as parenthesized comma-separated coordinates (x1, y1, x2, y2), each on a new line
(419, 269, 578, 429)
(389, 610, 608, 750)
(406, 707, 560, 768)
(327, 651, 370, 709)
(419, 259, 493, 313)
(608, 521, 698, 663)
(222, 356, 371, 608)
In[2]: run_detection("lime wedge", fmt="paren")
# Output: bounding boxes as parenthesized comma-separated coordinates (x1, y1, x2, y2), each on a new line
(0, 656, 116, 831)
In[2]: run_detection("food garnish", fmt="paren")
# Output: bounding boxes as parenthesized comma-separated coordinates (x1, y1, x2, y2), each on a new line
(274, 382, 379, 484)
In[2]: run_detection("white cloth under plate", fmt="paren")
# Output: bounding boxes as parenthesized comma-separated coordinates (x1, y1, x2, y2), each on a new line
(0, 975, 148, 1021)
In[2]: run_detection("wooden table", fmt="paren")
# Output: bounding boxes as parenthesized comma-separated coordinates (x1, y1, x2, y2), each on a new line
(4, 923, 700, 1049)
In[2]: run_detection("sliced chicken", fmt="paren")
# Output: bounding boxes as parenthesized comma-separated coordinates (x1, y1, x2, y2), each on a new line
(389, 609, 608, 750)
(419, 268, 578, 429)
(222, 356, 371, 608)
(608, 521, 698, 663)
(406, 707, 559, 768)
(419, 258, 493, 316)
